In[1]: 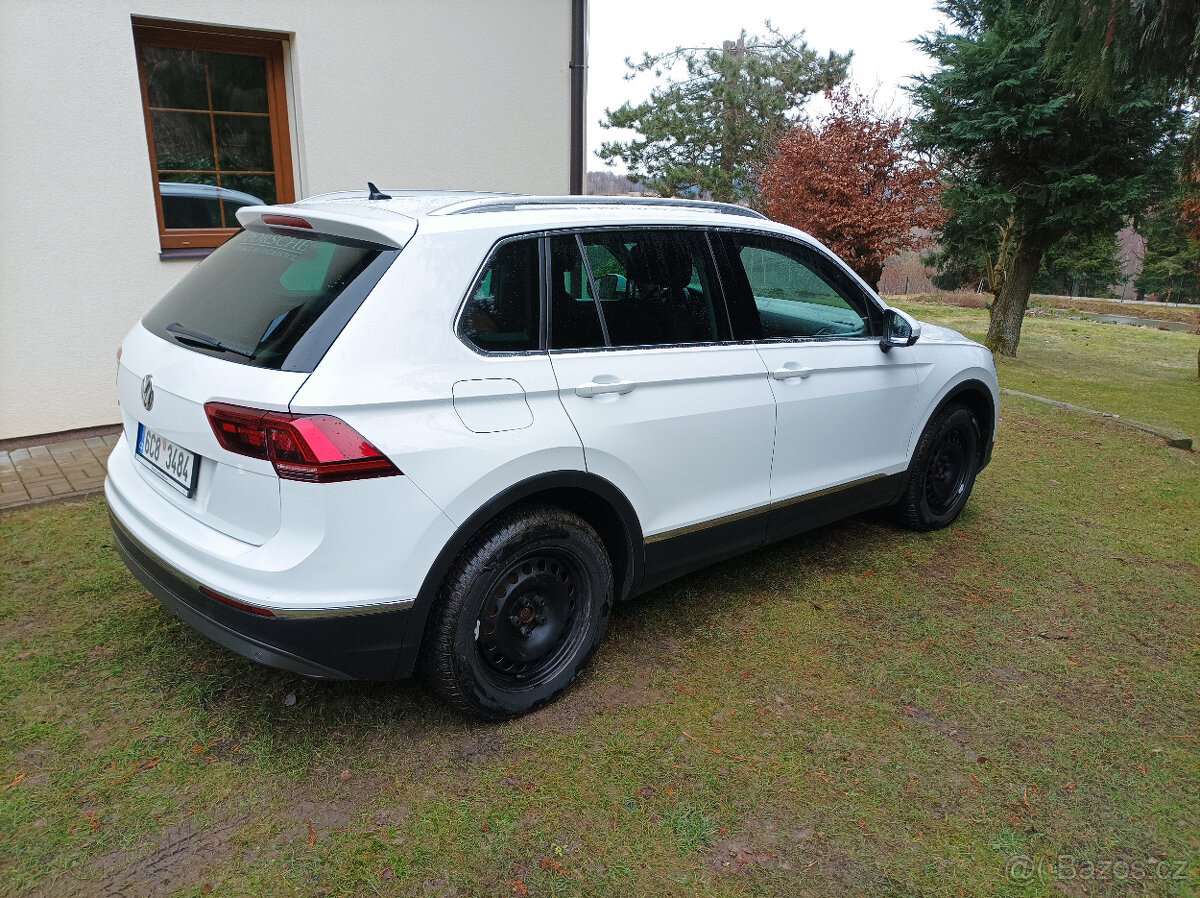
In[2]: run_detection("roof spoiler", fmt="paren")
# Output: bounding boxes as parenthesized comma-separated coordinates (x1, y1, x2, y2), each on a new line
(235, 206, 416, 249)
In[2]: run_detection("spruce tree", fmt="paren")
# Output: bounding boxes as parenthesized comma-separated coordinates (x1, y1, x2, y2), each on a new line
(910, 0, 1180, 355)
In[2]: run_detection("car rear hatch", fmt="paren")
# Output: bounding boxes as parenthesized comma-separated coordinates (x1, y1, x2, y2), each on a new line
(116, 207, 412, 544)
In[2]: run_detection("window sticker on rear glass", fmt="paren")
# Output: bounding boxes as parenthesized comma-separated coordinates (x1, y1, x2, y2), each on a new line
(237, 231, 314, 263)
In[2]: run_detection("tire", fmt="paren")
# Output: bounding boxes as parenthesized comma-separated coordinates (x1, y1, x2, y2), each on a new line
(894, 403, 981, 531)
(420, 505, 613, 719)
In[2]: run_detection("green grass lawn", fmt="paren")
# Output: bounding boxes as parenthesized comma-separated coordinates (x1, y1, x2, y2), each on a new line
(893, 298, 1200, 439)
(2, 324, 1199, 896)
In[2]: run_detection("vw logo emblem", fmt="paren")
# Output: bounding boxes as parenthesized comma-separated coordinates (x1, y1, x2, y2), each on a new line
(141, 374, 155, 411)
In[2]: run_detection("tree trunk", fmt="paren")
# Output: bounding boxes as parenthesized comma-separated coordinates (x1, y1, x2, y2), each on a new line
(985, 238, 1043, 357)
(860, 261, 884, 293)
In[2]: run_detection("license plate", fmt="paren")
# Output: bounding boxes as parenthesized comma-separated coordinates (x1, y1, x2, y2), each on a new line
(136, 424, 200, 497)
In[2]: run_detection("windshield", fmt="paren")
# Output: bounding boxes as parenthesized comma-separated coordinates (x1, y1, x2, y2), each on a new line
(142, 229, 394, 371)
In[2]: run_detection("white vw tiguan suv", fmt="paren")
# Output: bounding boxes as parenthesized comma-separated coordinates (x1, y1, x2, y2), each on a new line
(107, 190, 998, 719)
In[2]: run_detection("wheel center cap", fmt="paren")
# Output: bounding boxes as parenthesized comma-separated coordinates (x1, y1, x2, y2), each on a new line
(518, 605, 536, 624)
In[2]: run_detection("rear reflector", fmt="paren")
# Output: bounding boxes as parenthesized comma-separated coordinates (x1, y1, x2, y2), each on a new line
(261, 214, 313, 229)
(205, 402, 401, 483)
(201, 586, 277, 617)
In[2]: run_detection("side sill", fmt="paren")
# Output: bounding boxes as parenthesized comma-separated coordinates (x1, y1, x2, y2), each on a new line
(640, 473, 905, 594)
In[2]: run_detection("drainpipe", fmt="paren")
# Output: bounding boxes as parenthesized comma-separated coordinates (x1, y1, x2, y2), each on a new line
(569, 0, 588, 195)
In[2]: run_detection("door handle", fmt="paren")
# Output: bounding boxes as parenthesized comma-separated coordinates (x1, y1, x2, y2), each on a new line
(575, 379, 636, 398)
(771, 365, 814, 380)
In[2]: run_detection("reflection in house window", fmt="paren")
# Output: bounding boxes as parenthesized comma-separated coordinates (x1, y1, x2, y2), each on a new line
(134, 22, 294, 250)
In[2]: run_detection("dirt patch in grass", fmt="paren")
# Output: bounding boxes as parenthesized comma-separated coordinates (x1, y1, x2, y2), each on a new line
(73, 816, 249, 898)
(523, 668, 665, 736)
(0, 614, 56, 647)
(705, 813, 813, 874)
(904, 704, 984, 763)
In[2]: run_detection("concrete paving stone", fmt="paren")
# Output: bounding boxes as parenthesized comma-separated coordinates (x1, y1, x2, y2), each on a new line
(51, 451, 91, 465)
(12, 458, 51, 473)
(49, 440, 88, 455)
(103, 434, 120, 446)
(21, 477, 70, 489)
(20, 482, 70, 495)
(84, 437, 107, 449)
(60, 470, 98, 485)
(18, 470, 63, 482)
(24, 483, 51, 499)
(28, 446, 51, 459)
(9, 448, 30, 462)
(0, 450, 9, 464)
(47, 482, 75, 496)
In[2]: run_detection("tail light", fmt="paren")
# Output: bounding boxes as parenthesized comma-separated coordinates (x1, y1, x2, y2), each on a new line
(261, 214, 313, 230)
(204, 402, 401, 483)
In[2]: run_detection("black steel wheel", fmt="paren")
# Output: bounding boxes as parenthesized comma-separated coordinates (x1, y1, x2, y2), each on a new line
(421, 506, 612, 719)
(895, 403, 981, 531)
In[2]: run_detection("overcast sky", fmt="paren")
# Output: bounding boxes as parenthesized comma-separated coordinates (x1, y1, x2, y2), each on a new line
(587, 0, 948, 173)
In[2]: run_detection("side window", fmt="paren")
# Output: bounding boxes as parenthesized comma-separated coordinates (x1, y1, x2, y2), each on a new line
(459, 239, 540, 352)
(549, 235, 607, 350)
(577, 230, 729, 347)
(730, 235, 872, 339)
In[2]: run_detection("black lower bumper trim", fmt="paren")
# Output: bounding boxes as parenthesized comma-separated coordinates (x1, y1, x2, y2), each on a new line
(109, 511, 414, 681)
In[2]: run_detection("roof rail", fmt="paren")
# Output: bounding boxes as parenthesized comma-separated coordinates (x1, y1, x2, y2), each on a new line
(434, 195, 768, 220)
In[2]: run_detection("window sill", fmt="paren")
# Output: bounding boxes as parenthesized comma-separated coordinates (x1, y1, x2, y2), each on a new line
(159, 247, 217, 261)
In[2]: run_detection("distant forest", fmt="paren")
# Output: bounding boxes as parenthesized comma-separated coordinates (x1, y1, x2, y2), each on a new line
(586, 171, 650, 196)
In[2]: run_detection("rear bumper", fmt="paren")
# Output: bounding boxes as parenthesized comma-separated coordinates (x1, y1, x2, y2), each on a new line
(110, 510, 413, 681)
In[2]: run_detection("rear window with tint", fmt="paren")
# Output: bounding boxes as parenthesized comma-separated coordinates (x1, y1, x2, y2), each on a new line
(142, 229, 392, 371)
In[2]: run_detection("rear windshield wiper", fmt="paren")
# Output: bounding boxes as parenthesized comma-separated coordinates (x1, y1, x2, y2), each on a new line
(165, 323, 256, 360)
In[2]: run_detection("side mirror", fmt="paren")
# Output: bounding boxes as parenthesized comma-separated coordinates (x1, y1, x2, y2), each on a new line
(880, 308, 922, 353)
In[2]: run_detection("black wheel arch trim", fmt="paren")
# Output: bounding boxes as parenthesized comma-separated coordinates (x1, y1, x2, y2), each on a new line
(922, 379, 996, 470)
(394, 470, 643, 679)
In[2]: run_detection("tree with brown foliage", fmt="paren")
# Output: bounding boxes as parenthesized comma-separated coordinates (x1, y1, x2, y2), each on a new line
(760, 87, 944, 291)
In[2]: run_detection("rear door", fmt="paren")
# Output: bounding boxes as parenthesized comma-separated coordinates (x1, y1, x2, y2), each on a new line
(119, 225, 397, 544)
(546, 229, 777, 583)
(716, 231, 919, 531)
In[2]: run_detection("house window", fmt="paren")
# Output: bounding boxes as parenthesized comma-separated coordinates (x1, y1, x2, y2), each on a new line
(133, 19, 295, 252)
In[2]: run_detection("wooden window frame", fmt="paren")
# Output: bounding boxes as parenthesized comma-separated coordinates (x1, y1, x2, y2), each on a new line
(133, 18, 295, 251)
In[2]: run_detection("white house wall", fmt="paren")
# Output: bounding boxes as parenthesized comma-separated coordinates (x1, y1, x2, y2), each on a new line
(0, 0, 574, 439)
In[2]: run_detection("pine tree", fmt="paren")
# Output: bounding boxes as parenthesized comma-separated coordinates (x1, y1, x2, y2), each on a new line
(598, 24, 849, 205)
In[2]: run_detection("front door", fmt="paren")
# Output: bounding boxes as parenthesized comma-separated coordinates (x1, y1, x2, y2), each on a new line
(717, 232, 920, 535)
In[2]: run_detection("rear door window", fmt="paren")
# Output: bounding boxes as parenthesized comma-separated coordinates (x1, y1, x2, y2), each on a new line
(548, 234, 607, 350)
(142, 228, 394, 372)
(574, 229, 730, 348)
